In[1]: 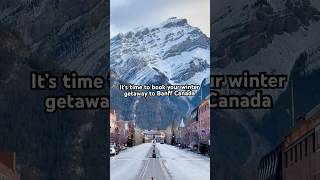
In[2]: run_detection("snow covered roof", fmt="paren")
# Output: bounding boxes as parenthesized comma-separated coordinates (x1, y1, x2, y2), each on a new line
(142, 130, 161, 135)
(179, 118, 185, 128)
(306, 104, 320, 124)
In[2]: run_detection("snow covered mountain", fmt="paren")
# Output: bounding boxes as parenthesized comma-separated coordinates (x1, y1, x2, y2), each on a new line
(110, 17, 210, 86)
(212, 0, 320, 179)
(110, 18, 210, 129)
(0, 0, 109, 77)
(0, 1, 109, 179)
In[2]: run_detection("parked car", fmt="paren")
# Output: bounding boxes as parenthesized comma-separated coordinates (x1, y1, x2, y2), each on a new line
(199, 143, 209, 155)
(120, 145, 127, 151)
(115, 144, 121, 154)
(110, 145, 117, 156)
(127, 139, 135, 147)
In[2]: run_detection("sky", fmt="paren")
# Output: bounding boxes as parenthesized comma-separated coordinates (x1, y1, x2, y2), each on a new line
(110, 0, 210, 37)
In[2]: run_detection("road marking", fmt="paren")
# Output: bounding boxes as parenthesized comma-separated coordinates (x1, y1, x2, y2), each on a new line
(159, 159, 173, 180)
(137, 147, 152, 180)
(137, 145, 173, 180)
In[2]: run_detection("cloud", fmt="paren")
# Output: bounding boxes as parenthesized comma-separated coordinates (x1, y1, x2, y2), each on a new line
(111, 0, 131, 9)
(110, 0, 210, 37)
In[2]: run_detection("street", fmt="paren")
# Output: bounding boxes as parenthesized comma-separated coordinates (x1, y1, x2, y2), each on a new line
(110, 143, 210, 180)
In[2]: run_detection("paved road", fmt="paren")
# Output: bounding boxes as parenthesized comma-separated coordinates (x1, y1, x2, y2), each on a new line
(138, 145, 171, 180)
(110, 143, 151, 180)
(110, 143, 210, 180)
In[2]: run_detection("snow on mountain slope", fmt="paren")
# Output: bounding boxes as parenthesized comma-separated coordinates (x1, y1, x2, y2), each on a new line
(304, 41, 320, 74)
(110, 17, 210, 86)
(222, 21, 320, 103)
(212, 0, 320, 179)
(212, 0, 320, 120)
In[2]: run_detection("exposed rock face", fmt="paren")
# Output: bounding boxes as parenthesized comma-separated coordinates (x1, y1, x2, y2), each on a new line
(110, 17, 210, 85)
(110, 18, 210, 129)
(0, 0, 109, 76)
(212, 0, 320, 179)
(0, 27, 108, 180)
(0, 1, 109, 180)
(213, 0, 320, 63)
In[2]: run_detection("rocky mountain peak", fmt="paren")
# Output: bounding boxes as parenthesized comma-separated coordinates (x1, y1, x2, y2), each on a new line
(111, 17, 210, 86)
(110, 18, 210, 130)
(160, 17, 188, 28)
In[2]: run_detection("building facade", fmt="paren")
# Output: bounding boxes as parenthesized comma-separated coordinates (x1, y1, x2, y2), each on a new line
(110, 109, 117, 133)
(257, 145, 282, 180)
(143, 130, 165, 143)
(110, 109, 117, 144)
(257, 104, 320, 180)
(282, 105, 320, 180)
(198, 97, 210, 146)
(0, 152, 20, 180)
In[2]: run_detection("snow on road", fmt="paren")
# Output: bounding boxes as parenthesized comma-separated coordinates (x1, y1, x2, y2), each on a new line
(157, 144, 210, 180)
(110, 143, 152, 180)
(110, 143, 210, 180)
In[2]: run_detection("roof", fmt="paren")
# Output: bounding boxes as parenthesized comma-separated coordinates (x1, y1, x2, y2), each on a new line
(284, 104, 320, 148)
(142, 130, 161, 135)
(179, 118, 185, 128)
(306, 104, 320, 125)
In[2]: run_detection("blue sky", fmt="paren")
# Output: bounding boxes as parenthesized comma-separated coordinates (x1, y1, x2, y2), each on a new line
(111, 0, 210, 37)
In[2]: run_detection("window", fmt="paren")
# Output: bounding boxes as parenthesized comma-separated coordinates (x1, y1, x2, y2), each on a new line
(295, 145, 298, 162)
(305, 138, 308, 156)
(312, 133, 316, 152)
(290, 148, 293, 161)
(285, 151, 288, 168)
(317, 128, 320, 150)
(300, 142, 303, 160)
(0, 175, 8, 180)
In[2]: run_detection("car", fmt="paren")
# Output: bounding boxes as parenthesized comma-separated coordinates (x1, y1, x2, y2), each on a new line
(115, 144, 121, 154)
(152, 153, 157, 158)
(160, 140, 164, 144)
(120, 145, 127, 151)
(152, 149, 157, 158)
(110, 145, 117, 156)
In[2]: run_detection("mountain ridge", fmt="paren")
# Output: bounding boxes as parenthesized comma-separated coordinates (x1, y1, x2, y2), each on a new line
(110, 17, 210, 129)
(212, 0, 320, 179)
(111, 17, 210, 86)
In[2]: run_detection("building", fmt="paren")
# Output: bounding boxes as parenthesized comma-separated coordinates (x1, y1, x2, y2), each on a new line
(127, 121, 136, 146)
(110, 109, 117, 144)
(143, 130, 165, 143)
(282, 104, 320, 180)
(257, 104, 320, 180)
(190, 107, 198, 122)
(110, 109, 136, 146)
(198, 96, 210, 153)
(198, 97, 210, 145)
(186, 120, 199, 149)
(177, 118, 185, 145)
(110, 109, 117, 132)
(115, 119, 127, 145)
(0, 152, 20, 180)
(184, 108, 199, 149)
(257, 145, 282, 180)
